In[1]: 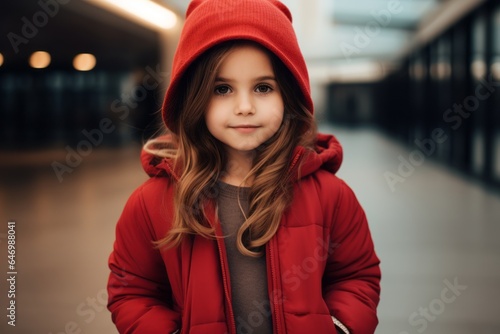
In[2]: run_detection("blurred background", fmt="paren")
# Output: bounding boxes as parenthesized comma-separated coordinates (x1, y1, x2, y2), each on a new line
(0, 0, 499, 333)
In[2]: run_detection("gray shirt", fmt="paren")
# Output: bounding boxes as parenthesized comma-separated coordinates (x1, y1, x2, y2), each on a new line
(216, 181, 273, 334)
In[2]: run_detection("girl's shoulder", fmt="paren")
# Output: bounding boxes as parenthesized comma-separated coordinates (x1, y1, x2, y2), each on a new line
(297, 168, 346, 195)
(128, 176, 175, 209)
(117, 176, 176, 241)
(295, 169, 363, 215)
(122, 174, 176, 215)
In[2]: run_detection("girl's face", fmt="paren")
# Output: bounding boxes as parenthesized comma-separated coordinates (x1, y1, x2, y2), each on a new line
(205, 44, 284, 158)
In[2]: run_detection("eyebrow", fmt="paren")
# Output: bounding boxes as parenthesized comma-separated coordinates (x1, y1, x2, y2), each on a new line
(215, 75, 277, 82)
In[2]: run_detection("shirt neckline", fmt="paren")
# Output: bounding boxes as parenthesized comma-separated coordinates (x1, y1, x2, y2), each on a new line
(216, 181, 250, 200)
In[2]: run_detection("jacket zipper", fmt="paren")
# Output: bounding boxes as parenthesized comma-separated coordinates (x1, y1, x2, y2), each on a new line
(289, 149, 302, 173)
(216, 236, 237, 334)
(267, 238, 286, 334)
(208, 202, 237, 334)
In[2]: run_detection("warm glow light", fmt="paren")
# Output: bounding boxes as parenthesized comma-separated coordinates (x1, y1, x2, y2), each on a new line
(471, 59, 486, 80)
(29, 51, 51, 69)
(73, 53, 96, 71)
(103, 0, 177, 29)
(492, 61, 500, 81)
(0, 53, 3, 67)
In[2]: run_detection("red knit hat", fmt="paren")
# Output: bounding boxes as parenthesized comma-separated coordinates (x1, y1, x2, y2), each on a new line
(162, 0, 313, 133)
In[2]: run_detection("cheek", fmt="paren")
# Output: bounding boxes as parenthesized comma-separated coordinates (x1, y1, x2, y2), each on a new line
(205, 104, 219, 131)
(269, 112, 283, 131)
(269, 101, 284, 130)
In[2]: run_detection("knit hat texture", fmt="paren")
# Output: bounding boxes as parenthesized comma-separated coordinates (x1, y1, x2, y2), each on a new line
(162, 0, 313, 133)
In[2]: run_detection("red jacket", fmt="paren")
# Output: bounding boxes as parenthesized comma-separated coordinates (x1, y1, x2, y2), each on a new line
(107, 133, 381, 334)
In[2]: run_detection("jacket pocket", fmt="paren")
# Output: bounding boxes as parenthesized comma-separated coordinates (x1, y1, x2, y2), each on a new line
(331, 316, 350, 334)
(284, 313, 337, 334)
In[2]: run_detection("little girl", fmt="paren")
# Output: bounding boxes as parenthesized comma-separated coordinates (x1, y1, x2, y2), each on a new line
(107, 1, 381, 333)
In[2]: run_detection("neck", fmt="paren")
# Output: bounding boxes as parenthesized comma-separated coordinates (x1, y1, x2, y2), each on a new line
(221, 148, 255, 186)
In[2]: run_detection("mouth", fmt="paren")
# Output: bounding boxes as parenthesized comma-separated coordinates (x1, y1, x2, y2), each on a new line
(230, 125, 260, 129)
(229, 125, 260, 133)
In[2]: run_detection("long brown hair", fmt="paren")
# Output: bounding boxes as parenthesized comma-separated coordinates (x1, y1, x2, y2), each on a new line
(151, 40, 317, 257)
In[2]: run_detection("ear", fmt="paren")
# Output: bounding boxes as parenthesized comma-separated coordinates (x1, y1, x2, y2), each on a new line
(186, 0, 206, 18)
(272, 1, 293, 22)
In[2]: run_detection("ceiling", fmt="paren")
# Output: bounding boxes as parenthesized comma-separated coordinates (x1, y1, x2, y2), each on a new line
(0, 0, 484, 81)
(0, 1, 161, 71)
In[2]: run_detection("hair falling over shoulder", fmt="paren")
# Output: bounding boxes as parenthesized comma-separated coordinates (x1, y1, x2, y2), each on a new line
(148, 41, 317, 257)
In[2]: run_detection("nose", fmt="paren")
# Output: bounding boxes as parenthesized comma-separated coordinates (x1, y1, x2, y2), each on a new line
(235, 92, 255, 116)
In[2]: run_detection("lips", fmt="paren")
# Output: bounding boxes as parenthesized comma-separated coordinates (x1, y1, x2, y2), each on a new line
(230, 125, 260, 129)
(229, 125, 260, 133)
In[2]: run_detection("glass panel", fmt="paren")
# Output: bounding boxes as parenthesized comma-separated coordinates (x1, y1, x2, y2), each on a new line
(470, 13, 487, 176)
(495, 133, 500, 180)
(493, 5, 500, 181)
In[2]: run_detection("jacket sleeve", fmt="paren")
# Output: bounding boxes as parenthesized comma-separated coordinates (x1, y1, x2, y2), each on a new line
(323, 179, 381, 334)
(107, 185, 181, 334)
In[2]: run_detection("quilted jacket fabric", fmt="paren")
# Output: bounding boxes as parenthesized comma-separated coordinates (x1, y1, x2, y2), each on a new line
(107, 133, 381, 333)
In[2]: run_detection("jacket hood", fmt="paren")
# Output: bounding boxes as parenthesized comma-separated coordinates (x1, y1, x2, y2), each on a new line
(141, 133, 343, 181)
(162, 0, 313, 134)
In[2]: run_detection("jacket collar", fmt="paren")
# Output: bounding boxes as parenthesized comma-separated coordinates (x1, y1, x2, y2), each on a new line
(141, 133, 343, 181)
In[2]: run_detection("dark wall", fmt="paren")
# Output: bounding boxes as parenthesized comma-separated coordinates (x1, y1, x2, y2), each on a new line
(326, 83, 378, 127)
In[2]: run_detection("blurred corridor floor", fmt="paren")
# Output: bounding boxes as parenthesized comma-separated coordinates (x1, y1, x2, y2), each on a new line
(1, 125, 500, 334)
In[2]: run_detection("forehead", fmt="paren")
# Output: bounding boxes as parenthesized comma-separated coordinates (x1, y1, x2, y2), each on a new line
(217, 44, 274, 75)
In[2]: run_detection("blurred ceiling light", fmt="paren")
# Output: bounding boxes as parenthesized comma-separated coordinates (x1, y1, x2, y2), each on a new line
(471, 59, 486, 80)
(102, 0, 177, 30)
(73, 53, 96, 71)
(29, 51, 51, 69)
(0, 53, 3, 67)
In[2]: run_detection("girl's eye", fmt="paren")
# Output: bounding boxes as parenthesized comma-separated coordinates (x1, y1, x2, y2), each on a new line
(214, 85, 231, 95)
(256, 84, 273, 94)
